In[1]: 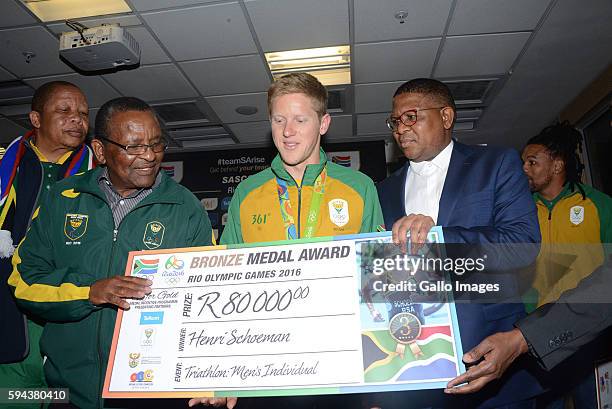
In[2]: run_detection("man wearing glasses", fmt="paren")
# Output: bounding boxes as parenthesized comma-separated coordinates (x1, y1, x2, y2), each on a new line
(9, 97, 214, 409)
(376, 78, 542, 408)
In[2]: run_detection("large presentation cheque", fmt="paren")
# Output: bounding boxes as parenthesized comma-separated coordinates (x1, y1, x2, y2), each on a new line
(103, 229, 465, 398)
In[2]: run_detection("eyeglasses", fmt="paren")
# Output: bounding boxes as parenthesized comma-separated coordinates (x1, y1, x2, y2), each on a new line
(100, 137, 168, 155)
(386, 107, 445, 132)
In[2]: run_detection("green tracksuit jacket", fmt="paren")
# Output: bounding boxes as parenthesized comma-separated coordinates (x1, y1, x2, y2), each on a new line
(532, 182, 612, 305)
(9, 167, 213, 409)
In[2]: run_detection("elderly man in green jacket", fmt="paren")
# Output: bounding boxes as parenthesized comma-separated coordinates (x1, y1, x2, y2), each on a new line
(9, 96, 213, 409)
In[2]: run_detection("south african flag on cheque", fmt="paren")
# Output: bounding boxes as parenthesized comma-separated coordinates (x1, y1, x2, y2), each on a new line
(362, 325, 459, 383)
(133, 258, 159, 276)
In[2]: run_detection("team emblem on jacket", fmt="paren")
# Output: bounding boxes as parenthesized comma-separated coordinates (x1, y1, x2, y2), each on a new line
(569, 205, 584, 225)
(64, 214, 88, 241)
(143, 221, 165, 249)
(328, 199, 349, 227)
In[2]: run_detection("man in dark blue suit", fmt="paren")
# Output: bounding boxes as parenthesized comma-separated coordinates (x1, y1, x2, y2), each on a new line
(376, 78, 543, 408)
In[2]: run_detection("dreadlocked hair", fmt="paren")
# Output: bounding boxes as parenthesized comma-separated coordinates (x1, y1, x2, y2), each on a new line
(526, 121, 585, 199)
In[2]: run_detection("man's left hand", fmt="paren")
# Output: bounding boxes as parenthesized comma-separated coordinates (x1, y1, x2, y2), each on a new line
(188, 397, 237, 408)
(444, 328, 529, 394)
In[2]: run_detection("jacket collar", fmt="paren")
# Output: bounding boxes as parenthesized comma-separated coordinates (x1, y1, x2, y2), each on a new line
(271, 148, 328, 186)
(533, 182, 582, 209)
(72, 167, 183, 205)
(399, 141, 473, 226)
(0, 131, 88, 202)
(24, 131, 71, 164)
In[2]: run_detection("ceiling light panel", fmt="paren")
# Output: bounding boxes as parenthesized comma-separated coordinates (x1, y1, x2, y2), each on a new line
(266, 45, 351, 86)
(21, 0, 131, 22)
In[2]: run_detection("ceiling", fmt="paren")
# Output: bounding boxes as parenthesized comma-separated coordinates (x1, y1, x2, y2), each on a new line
(0, 0, 610, 153)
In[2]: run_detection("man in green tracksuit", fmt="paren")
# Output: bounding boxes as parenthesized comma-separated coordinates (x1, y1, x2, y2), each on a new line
(521, 122, 611, 409)
(0, 81, 94, 406)
(203, 73, 384, 409)
(9, 97, 213, 408)
(522, 123, 612, 307)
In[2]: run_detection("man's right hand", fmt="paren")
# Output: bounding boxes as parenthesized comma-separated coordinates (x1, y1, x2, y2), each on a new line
(391, 214, 435, 254)
(89, 276, 152, 310)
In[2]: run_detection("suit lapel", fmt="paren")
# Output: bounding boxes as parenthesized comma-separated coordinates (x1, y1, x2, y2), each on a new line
(397, 163, 410, 218)
(438, 143, 471, 226)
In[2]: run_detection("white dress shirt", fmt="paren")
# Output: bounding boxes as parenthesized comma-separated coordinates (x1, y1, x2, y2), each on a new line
(404, 140, 454, 224)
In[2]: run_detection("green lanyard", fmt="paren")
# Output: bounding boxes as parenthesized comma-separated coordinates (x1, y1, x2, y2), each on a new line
(276, 167, 327, 240)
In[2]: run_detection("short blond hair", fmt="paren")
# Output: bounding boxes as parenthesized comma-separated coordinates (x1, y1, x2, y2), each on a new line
(267, 73, 328, 118)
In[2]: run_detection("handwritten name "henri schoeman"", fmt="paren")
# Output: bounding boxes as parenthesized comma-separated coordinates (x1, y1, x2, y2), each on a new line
(188, 328, 291, 347)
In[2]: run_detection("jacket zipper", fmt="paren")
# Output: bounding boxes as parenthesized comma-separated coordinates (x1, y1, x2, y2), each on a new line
(545, 206, 553, 295)
(96, 308, 104, 409)
(297, 182, 302, 239)
(284, 173, 304, 239)
(547, 207, 552, 243)
(98, 208, 120, 409)
(97, 199, 156, 408)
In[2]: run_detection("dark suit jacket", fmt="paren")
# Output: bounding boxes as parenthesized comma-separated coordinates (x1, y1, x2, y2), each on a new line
(377, 142, 543, 408)
(516, 259, 612, 370)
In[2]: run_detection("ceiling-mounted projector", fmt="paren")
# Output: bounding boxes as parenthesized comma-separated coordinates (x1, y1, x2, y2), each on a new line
(59, 24, 140, 71)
